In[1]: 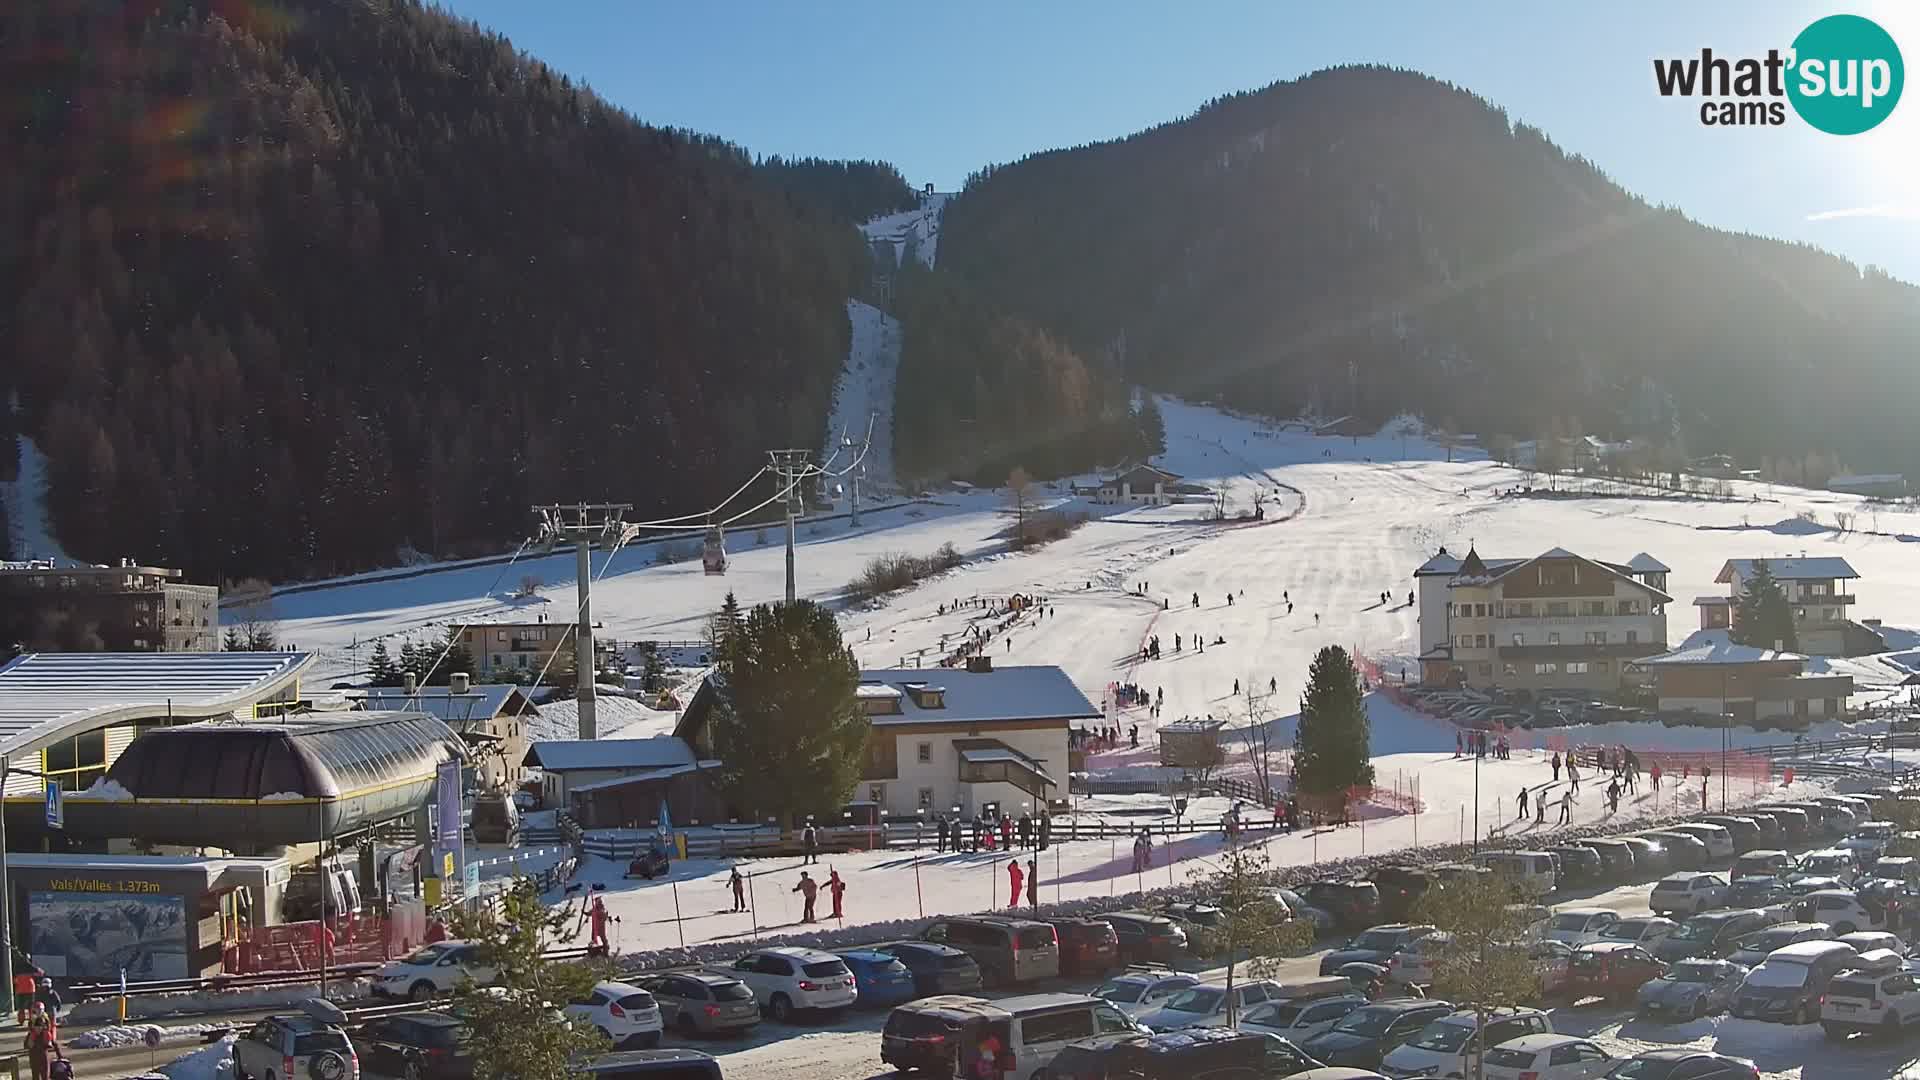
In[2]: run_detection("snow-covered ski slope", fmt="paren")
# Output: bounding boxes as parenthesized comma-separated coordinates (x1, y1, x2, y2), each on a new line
(276, 396, 1920, 728)
(862, 192, 948, 269)
(818, 300, 901, 496)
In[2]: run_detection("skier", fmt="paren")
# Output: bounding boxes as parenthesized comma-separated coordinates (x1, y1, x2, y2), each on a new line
(1314, 613, 1320, 626)
(1026, 857, 1039, 909)
(1287, 602, 1294, 615)
(588, 895, 611, 952)
(1558, 790, 1573, 825)
(1007, 860, 1024, 909)
(1037, 813, 1051, 851)
(1517, 786, 1529, 819)
(1192, 593, 1199, 608)
(1651, 763, 1662, 791)
(1551, 752, 1561, 782)
(1234, 679, 1240, 695)
(1407, 590, 1414, 607)
(1456, 731, 1463, 758)
(1535, 792, 1547, 825)
(793, 871, 819, 923)
(23, 1002, 55, 1080)
(1283, 590, 1289, 603)
(1130, 726, 1139, 748)
(1606, 779, 1620, 815)
(1270, 677, 1276, 694)
(729, 868, 747, 912)
(828, 870, 847, 920)
(1000, 815, 1014, 851)
(1018, 814, 1033, 848)
(1227, 593, 1233, 607)
(935, 815, 948, 854)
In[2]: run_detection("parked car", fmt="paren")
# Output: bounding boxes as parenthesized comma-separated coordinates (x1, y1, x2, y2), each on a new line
(832, 950, 918, 1010)
(1597, 917, 1676, 952)
(1840, 822, 1898, 867)
(1163, 902, 1226, 932)
(1576, 840, 1637, 881)
(1641, 832, 1708, 871)
(575, 1050, 722, 1080)
(1634, 959, 1746, 1021)
(1866, 855, 1920, 890)
(870, 942, 983, 998)
(1093, 970, 1200, 1018)
(1649, 873, 1727, 916)
(1051, 1027, 1305, 1080)
(634, 971, 761, 1038)
(1721, 876, 1793, 920)
(1547, 846, 1604, 887)
(921, 916, 1061, 987)
(1384, 931, 1452, 987)
(713, 948, 856, 1022)
(1726, 923, 1833, 969)
(372, 941, 496, 1001)
(233, 1001, 360, 1080)
(1778, 802, 1838, 836)
(1274, 887, 1337, 933)
(1527, 940, 1576, 996)
(1241, 994, 1370, 1044)
(1755, 807, 1809, 843)
(1301, 880, 1384, 930)
(1790, 889, 1890, 935)
(1665, 824, 1735, 861)
(1099, 912, 1189, 967)
(1614, 837, 1669, 877)
(1793, 849, 1860, 884)
(350, 1011, 468, 1080)
(564, 981, 664, 1049)
(1604, 1049, 1760, 1079)
(1834, 930, 1904, 957)
(1655, 910, 1775, 963)
(1482, 1034, 1614, 1080)
(1562, 943, 1664, 1003)
(1732, 812, 1784, 846)
(880, 993, 1142, 1079)
(1297, 999, 1457, 1073)
(1046, 918, 1121, 977)
(1732, 940, 1859, 1023)
(1319, 925, 1437, 976)
(1474, 851, 1558, 895)
(1368, 866, 1437, 922)
(1136, 979, 1286, 1031)
(1378, 1006, 1552, 1080)
(1808, 801, 1859, 836)
(1542, 908, 1619, 945)
(1784, 874, 1849, 897)
(1698, 816, 1762, 851)
(1819, 949, 1916, 1038)
(1730, 850, 1795, 881)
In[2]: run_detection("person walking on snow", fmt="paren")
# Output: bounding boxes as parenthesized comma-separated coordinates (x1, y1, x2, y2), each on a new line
(828, 870, 847, 920)
(1551, 752, 1561, 782)
(1558, 790, 1573, 825)
(1000, 816, 1014, 851)
(1651, 762, 1662, 791)
(1007, 860, 1024, 909)
(1026, 858, 1039, 908)
(730, 868, 746, 912)
(794, 871, 819, 923)
(1536, 791, 1547, 825)
(23, 1002, 55, 1080)
(802, 823, 819, 865)
(588, 895, 611, 951)
(1456, 731, 1463, 758)
(1518, 786, 1529, 819)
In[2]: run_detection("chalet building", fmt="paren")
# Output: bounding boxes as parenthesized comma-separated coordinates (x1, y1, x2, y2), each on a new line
(1095, 465, 1183, 506)
(1415, 546, 1670, 692)
(455, 619, 608, 680)
(523, 735, 724, 828)
(1631, 630, 1852, 725)
(1707, 557, 1869, 657)
(0, 559, 218, 653)
(1828, 474, 1907, 499)
(360, 678, 537, 790)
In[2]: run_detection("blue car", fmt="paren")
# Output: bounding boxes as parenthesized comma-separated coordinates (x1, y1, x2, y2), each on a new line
(834, 949, 918, 1008)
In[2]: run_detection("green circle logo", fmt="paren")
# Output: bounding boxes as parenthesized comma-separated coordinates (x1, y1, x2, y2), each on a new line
(1787, 14, 1904, 134)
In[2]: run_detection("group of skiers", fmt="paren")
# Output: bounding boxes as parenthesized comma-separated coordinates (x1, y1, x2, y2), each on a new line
(1456, 728, 1511, 759)
(1129, 828, 1156, 873)
(1072, 725, 1135, 752)
(1006, 858, 1039, 908)
(12, 956, 62, 1080)
(934, 811, 1053, 854)
(791, 868, 847, 923)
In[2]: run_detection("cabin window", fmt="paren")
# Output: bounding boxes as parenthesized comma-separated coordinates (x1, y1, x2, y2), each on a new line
(1547, 632, 1561, 646)
(917, 743, 932, 763)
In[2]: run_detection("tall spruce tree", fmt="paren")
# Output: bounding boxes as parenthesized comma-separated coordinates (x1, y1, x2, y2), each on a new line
(1136, 395, 1167, 457)
(426, 626, 477, 685)
(1294, 645, 1374, 796)
(709, 591, 744, 663)
(707, 600, 867, 824)
(366, 639, 400, 686)
(222, 627, 243, 652)
(1732, 559, 1798, 652)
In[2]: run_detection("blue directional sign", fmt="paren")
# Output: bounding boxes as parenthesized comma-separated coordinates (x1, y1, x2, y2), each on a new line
(44, 781, 62, 830)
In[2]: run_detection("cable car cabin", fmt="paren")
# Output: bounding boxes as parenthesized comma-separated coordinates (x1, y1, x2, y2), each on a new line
(57, 712, 466, 851)
(702, 524, 727, 575)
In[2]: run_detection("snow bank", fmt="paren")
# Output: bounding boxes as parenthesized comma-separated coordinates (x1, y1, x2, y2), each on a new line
(67, 979, 369, 1023)
(159, 1033, 237, 1080)
(79, 777, 136, 802)
(529, 696, 676, 743)
(70, 1022, 226, 1050)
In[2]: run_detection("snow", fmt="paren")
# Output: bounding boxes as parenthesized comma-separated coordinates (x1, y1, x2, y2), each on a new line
(158, 1033, 236, 1080)
(530, 696, 678, 743)
(79, 777, 136, 802)
(861, 193, 949, 269)
(0, 433, 68, 562)
(70, 1022, 225, 1050)
(1637, 629, 1806, 665)
(820, 301, 901, 498)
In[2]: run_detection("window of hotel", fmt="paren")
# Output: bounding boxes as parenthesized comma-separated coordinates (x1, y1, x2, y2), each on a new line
(1476, 634, 1489, 648)
(1457, 635, 1470, 649)
(1582, 601, 1606, 616)
(1594, 662, 1609, 673)
(1546, 601, 1570, 617)
(1511, 633, 1525, 647)
(1475, 604, 1489, 617)
(869, 784, 886, 804)
(1823, 608, 1836, 622)
(1534, 662, 1559, 675)
(1586, 631, 1606, 645)
(1806, 583, 1829, 597)
(1626, 630, 1639, 644)
(1566, 662, 1590, 674)
(1547, 632, 1561, 646)
(1503, 664, 1518, 676)
(917, 742, 932, 763)
(1617, 600, 1640, 615)
(496, 629, 507, 642)
(1509, 602, 1534, 617)
(1796, 608, 1807, 620)
(918, 788, 935, 809)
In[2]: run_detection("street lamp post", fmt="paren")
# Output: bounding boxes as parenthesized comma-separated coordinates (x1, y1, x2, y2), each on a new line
(1472, 741, 1480, 852)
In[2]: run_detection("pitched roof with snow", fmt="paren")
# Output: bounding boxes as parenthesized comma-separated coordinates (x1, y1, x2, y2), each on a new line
(0, 651, 313, 758)
(1632, 629, 1806, 667)
(1452, 548, 1674, 601)
(523, 735, 697, 772)
(1717, 557, 1860, 583)
(358, 685, 535, 728)
(860, 666, 1100, 727)
(1624, 553, 1670, 573)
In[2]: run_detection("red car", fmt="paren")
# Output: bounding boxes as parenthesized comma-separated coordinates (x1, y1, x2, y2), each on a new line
(1046, 918, 1120, 976)
(1564, 942, 1664, 1003)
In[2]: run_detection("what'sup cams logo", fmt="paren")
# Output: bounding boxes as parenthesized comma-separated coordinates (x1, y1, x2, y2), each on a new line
(1655, 14, 1903, 134)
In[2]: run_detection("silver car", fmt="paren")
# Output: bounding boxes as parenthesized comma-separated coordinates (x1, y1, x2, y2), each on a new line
(1636, 959, 1747, 1021)
(233, 1002, 359, 1080)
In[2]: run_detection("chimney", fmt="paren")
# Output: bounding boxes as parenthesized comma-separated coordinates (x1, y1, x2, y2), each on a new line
(967, 656, 993, 674)
(450, 672, 471, 695)
(402, 671, 418, 695)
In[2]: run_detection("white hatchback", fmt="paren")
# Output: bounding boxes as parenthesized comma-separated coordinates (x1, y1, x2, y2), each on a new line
(1598, 917, 1676, 951)
(1482, 1034, 1614, 1080)
(564, 980, 664, 1049)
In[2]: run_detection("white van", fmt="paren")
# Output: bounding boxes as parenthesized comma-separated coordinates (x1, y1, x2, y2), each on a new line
(1474, 851, 1558, 895)
(879, 993, 1143, 1078)
(1667, 824, 1735, 860)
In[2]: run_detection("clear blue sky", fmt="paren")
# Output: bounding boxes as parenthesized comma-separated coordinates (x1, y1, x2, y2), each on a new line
(441, 1, 1920, 282)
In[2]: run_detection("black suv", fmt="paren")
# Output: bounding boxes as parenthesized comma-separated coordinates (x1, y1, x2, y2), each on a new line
(1099, 912, 1189, 966)
(1548, 845, 1604, 886)
(353, 1012, 471, 1080)
(1052, 1028, 1311, 1080)
(1298, 997, 1455, 1070)
(576, 1050, 722, 1080)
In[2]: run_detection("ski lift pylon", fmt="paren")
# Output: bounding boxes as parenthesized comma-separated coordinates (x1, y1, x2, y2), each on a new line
(702, 521, 727, 576)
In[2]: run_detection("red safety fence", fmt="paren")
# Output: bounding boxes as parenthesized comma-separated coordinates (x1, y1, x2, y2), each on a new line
(231, 901, 429, 974)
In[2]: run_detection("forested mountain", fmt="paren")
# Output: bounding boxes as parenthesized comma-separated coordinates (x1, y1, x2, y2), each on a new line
(0, 0, 865, 582)
(756, 157, 916, 223)
(939, 66, 1920, 476)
